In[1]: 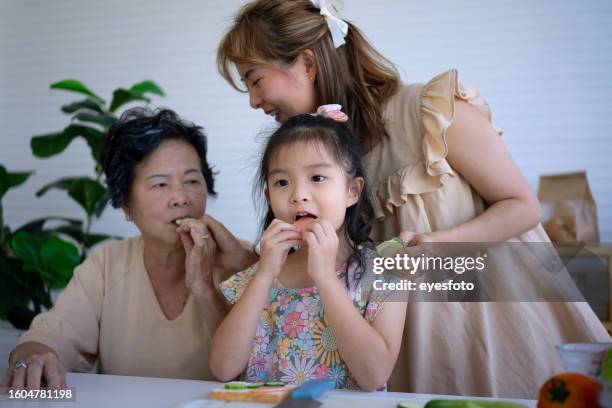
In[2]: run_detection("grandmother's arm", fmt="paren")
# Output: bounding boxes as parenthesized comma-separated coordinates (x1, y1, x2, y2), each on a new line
(2, 252, 104, 390)
(15, 254, 103, 372)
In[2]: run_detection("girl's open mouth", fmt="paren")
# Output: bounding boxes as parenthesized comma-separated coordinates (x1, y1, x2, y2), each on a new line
(293, 212, 317, 233)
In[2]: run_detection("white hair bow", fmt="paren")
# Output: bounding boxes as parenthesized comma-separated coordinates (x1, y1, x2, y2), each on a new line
(310, 0, 348, 48)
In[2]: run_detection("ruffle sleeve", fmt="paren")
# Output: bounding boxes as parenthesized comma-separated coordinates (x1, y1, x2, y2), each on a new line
(218, 264, 257, 304)
(373, 69, 502, 219)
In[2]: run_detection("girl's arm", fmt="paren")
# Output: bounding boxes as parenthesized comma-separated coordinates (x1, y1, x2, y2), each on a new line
(316, 277, 406, 391)
(411, 100, 541, 244)
(305, 221, 406, 391)
(209, 270, 275, 381)
(210, 220, 301, 381)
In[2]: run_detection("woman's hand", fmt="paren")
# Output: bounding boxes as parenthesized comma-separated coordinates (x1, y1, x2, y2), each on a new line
(304, 219, 339, 281)
(400, 231, 435, 246)
(177, 218, 217, 298)
(201, 215, 259, 273)
(0, 342, 66, 391)
(258, 219, 301, 277)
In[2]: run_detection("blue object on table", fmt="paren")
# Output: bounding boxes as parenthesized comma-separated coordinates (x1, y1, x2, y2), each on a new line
(291, 379, 336, 399)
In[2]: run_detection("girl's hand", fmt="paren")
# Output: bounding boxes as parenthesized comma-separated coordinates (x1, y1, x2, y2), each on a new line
(303, 219, 339, 281)
(400, 230, 435, 246)
(201, 214, 259, 273)
(258, 219, 302, 277)
(177, 218, 217, 298)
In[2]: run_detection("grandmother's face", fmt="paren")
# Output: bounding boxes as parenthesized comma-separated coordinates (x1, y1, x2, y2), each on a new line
(126, 139, 207, 246)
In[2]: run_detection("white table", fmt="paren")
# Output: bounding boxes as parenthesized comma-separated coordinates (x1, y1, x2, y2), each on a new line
(0, 372, 536, 408)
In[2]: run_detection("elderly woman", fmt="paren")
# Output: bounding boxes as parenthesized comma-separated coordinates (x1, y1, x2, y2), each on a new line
(1, 108, 255, 390)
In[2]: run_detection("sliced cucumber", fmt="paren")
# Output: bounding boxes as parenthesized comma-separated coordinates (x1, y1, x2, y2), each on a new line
(424, 400, 526, 408)
(246, 382, 264, 388)
(397, 402, 424, 408)
(264, 381, 286, 387)
(224, 381, 250, 390)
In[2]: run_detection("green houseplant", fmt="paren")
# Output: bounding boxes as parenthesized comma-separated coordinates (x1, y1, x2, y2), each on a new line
(0, 79, 164, 330)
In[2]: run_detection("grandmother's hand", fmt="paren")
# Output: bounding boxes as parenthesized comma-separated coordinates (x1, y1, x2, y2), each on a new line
(201, 215, 258, 272)
(176, 218, 217, 298)
(1, 342, 66, 392)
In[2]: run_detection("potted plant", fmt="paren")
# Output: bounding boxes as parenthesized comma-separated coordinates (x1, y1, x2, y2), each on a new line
(0, 79, 164, 330)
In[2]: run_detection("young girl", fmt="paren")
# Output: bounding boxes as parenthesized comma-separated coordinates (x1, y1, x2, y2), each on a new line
(209, 114, 406, 391)
(210, 0, 610, 399)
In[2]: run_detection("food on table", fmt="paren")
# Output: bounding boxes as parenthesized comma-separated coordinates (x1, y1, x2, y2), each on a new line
(423, 401, 526, 407)
(601, 348, 612, 381)
(210, 381, 294, 403)
(537, 373, 602, 408)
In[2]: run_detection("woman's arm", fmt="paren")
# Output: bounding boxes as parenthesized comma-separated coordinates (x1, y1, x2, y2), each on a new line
(202, 214, 259, 276)
(316, 277, 406, 391)
(419, 100, 541, 243)
(1, 342, 65, 391)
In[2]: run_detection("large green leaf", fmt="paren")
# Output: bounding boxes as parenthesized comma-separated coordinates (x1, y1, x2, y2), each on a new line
(36, 177, 79, 197)
(68, 178, 107, 217)
(31, 131, 75, 158)
(93, 191, 110, 218)
(0, 164, 33, 198)
(11, 231, 42, 268)
(109, 89, 150, 113)
(50, 79, 105, 105)
(31, 124, 104, 159)
(72, 112, 117, 129)
(40, 237, 80, 288)
(130, 80, 165, 97)
(61, 98, 104, 114)
(53, 224, 115, 250)
(83, 134, 105, 163)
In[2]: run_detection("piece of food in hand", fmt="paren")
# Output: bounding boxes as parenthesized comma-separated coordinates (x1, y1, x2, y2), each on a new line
(174, 217, 195, 226)
(376, 237, 405, 258)
(210, 381, 295, 403)
(537, 372, 602, 408)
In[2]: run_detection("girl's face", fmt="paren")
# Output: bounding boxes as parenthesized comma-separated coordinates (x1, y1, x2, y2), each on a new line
(237, 55, 317, 123)
(266, 141, 363, 232)
(126, 139, 207, 247)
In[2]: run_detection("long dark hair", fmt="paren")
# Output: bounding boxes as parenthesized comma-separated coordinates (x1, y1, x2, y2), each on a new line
(218, 0, 401, 152)
(254, 114, 373, 266)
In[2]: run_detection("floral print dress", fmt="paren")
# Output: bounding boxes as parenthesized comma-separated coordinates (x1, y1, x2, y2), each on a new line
(219, 260, 385, 389)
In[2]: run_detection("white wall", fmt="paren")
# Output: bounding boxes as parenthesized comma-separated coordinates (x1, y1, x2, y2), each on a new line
(1, 0, 611, 244)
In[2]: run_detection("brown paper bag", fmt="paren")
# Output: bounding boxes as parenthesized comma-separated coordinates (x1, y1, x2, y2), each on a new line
(538, 171, 599, 244)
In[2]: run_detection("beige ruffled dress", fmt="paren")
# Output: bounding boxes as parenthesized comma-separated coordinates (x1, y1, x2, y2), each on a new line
(365, 69, 610, 398)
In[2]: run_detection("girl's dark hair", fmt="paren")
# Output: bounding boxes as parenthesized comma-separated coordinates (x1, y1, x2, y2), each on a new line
(101, 107, 217, 209)
(255, 114, 373, 265)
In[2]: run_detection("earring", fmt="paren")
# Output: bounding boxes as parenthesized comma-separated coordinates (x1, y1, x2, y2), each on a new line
(125, 212, 132, 222)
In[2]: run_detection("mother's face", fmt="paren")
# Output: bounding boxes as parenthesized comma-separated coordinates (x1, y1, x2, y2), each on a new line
(126, 139, 207, 246)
